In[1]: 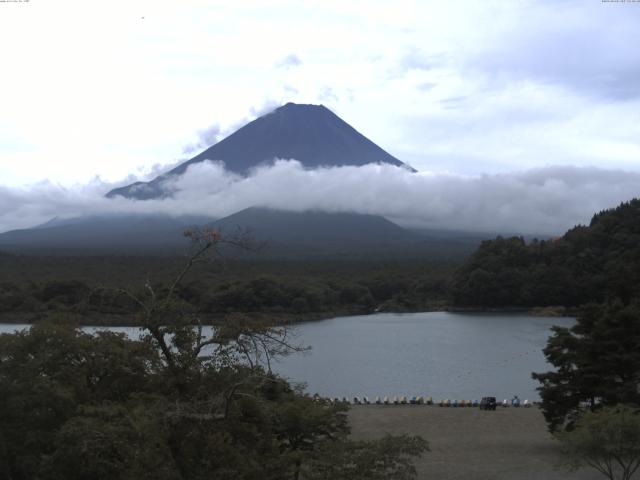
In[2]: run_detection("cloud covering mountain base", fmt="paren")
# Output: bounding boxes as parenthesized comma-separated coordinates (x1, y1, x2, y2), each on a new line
(1, 160, 639, 236)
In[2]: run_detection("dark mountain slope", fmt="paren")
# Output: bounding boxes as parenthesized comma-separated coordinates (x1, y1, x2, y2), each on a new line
(213, 207, 413, 245)
(211, 208, 479, 260)
(107, 103, 413, 200)
(0, 215, 213, 254)
(0, 208, 481, 259)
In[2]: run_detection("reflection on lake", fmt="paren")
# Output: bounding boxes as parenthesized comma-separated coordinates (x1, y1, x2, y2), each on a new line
(0, 311, 572, 401)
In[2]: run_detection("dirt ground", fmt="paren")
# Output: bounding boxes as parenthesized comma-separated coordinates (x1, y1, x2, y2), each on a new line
(348, 405, 602, 480)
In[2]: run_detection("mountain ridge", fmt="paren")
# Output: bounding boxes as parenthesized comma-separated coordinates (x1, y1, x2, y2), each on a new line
(0, 208, 483, 259)
(0, 214, 214, 254)
(212, 207, 415, 244)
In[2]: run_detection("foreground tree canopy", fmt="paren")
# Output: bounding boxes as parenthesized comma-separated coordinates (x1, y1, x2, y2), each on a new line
(0, 229, 427, 479)
(533, 301, 640, 432)
(557, 405, 640, 480)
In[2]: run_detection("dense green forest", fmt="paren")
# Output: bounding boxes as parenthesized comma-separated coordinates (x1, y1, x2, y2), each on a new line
(0, 254, 453, 325)
(451, 199, 640, 308)
(4, 199, 640, 325)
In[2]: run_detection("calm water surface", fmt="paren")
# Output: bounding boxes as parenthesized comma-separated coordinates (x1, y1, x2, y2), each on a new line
(274, 312, 572, 401)
(0, 312, 572, 401)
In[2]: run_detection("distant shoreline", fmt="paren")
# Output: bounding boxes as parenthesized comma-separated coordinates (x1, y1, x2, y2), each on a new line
(0, 304, 576, 328)
(446, 305, 575, 317)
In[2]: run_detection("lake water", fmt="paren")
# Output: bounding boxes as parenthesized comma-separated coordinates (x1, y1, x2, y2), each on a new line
(0, 312, 572, 401)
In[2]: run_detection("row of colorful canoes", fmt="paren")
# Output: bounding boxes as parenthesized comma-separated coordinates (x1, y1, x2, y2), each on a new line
(327, 396, 535, 407)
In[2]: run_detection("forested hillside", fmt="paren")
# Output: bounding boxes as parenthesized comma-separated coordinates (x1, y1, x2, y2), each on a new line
(0, 256, 452, 325)
(452, 199, 640, 308)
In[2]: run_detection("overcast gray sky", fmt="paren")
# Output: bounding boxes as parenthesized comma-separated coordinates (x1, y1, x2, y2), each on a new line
(0, 0, 639, 234)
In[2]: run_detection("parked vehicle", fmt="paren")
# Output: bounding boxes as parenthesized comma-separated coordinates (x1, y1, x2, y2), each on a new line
(479, 396, 497, 410)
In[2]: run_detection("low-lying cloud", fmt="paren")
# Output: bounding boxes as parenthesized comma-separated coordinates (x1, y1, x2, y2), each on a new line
(275, 54, 302, 70)
(182, 124, 222, 155)
(1, 161, 639, 237)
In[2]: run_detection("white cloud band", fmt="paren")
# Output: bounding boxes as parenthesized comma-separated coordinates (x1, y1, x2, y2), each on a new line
(1, 161, 639, 237)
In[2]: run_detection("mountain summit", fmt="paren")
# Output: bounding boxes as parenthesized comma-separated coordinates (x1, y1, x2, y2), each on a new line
(106, 103, 414, 199)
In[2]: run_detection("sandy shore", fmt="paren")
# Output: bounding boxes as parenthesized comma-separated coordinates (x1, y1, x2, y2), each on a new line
(348, 405, 601, 480)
